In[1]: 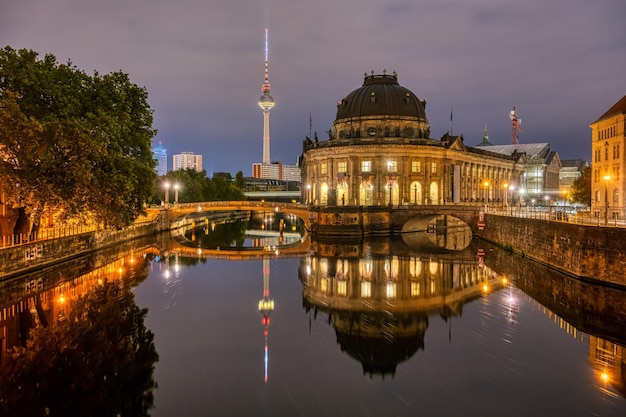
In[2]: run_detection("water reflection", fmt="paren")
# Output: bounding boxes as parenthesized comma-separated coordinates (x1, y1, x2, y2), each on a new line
(299, 238, 505, 378)
(0, 226, 625, 414)
(0, 238, 159, 416)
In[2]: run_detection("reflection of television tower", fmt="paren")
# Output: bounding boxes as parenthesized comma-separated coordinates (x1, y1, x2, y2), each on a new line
(509, 106, 523, 144)
(258, 258, 274, 383)
(258, 29, 275, 164)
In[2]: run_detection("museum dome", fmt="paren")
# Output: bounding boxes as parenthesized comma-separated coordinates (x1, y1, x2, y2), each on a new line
(335, 71, 427, 121)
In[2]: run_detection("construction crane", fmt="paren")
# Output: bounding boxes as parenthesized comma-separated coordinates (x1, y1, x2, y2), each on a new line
(509, 106, 523, 144)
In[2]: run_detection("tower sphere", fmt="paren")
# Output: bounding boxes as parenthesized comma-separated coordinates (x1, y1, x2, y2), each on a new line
(259, 92, 275, 110)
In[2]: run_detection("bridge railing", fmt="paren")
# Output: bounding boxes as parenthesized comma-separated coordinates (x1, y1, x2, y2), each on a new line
(1, 224, 97, 249)
(486, 206, 626, 228)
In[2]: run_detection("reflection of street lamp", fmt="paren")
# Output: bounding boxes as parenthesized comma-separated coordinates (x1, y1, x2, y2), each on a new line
(604, 175, 610, 226)
(163, 181, 170, 207)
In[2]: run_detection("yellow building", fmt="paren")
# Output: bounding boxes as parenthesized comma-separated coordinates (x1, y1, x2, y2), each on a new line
(300, 71, 523, 207)
(590, 95, 626, 221)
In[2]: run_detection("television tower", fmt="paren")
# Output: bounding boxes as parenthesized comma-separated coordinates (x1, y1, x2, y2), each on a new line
(258, 258, 274, 383)
(258, 29, 275, 164)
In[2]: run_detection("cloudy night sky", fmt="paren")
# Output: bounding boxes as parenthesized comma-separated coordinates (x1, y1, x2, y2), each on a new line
(2, 0, 625, 175)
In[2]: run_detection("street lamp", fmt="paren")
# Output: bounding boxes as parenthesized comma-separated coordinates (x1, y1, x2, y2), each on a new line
(482, 180, 490, 212)
(604, 175, 611, 226)
(503, 183, 509, 210)
(174, 183, 180, 204)
(387, 161, 395, 207)
(413, 183, 418, 205)
(306, 183, 311, 204)
(163, 181, 170, 207)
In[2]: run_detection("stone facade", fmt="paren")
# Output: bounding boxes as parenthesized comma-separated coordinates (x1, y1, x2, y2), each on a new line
(590, 94, 626, 221)
(300, 72, 524, 208)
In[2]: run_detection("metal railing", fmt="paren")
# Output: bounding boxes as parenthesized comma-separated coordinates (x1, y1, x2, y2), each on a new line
(1, 224, 97, 249)
(485, 205, 626, 228)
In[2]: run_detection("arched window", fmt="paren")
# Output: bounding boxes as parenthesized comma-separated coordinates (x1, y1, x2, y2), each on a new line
(429, 182, 439, 205)
(359, 181, 374, 206)
(320, 182, 328, 205)
(410, 181, 422, 205)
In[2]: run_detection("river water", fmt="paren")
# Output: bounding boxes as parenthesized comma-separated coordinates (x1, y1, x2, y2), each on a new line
(1, 215, 625, 416)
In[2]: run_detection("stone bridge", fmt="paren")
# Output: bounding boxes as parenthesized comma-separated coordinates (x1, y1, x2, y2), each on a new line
(157, 201, 313, 231)
(309, 204, 482, 236)
(153, 201, 482, 237)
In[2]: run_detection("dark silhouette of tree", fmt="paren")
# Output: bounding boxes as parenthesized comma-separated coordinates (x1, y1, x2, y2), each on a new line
(571, 166, 591, 207)
(234, 170, 246, 190)
(0, 281, 159, 417)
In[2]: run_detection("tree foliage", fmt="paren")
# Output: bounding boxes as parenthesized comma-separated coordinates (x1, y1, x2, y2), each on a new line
(0, 281, 159, 417)
(157, 168, 245, 204)
(570, 166, 591, 207)
(0, 47, 157, 230)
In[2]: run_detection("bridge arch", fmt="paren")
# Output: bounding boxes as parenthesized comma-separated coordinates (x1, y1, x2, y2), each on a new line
(166, 201, 312, 231)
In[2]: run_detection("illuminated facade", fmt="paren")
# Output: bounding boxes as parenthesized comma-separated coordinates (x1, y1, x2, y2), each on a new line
(300, 72, 523, 207)
(590, 94, 626, 220)
(173, 152, 203, 172)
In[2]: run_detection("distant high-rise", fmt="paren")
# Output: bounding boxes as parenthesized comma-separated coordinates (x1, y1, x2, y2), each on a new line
(153, 141, 168, 176)
(173, 152, 203, 172)
(258, 28, 274, 165)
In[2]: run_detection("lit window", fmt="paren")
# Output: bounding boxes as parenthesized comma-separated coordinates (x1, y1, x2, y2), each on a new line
(412, 160, 421, 173)
(337, 280, 347, 296)
(337, 161, 347, 173)
(361, 281, 371, 298)
(431, 162, 437, 174)
(361, 160, 372, 172)
(321, 163, 327, 175)
(387, 160, 397, 172)
(410, 281, 421, 297)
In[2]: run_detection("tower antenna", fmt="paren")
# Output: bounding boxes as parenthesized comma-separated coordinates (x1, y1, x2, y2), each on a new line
(258, 28, 275, 164)
(509, 106, 523, 144)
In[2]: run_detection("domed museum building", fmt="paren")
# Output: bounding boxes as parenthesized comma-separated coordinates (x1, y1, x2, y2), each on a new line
(300, 71, 522, 207)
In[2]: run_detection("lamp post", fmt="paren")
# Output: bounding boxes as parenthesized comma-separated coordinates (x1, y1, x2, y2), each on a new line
(164, 181, 170, 207)
(306, 183, 311, 205)
(604, 175, 610, 226)
(387, 161, 395, 207)
(482, 180, 489, 213)
(174, 183, 180, 205)
(503, 183, 509, 211)
(413, 183, 418, 205)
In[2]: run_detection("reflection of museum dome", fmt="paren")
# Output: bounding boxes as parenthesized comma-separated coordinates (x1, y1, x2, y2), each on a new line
(336, 72, 427, 121)
(332, 311, 428, 378)
(336, 330, 424, 378)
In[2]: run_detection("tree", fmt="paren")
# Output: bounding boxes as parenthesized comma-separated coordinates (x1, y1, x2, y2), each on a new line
(156, 169, 246, 204)
(234, 170, 246, 190)
(570, 166, 591, 207)
(0, 47, 157, 232)
(0, 281, 159, 417)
